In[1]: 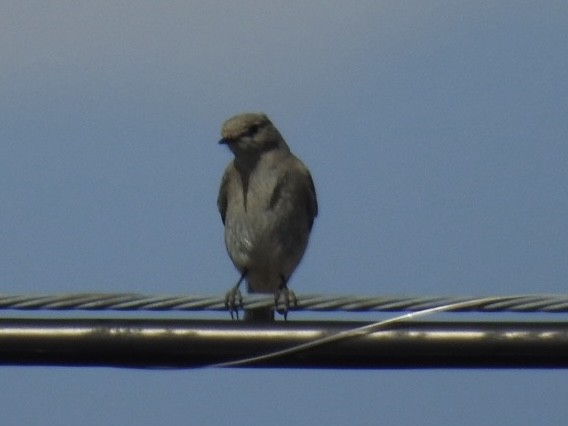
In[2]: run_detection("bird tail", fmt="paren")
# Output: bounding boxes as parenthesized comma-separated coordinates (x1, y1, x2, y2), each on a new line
(244, 308, 274, 321)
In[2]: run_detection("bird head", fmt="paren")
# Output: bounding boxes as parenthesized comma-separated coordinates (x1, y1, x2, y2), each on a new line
(219, 113, 290, 158)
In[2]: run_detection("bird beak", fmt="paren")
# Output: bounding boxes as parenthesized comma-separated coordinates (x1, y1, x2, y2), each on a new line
(219, 138, 231, 145)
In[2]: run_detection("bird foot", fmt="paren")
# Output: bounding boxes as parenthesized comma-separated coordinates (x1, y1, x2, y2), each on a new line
(225, 286, 243, 320)
(274, 288, 297, 320)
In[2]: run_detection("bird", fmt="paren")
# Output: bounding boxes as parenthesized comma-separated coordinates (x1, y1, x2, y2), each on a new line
(217, 112, 318, 321)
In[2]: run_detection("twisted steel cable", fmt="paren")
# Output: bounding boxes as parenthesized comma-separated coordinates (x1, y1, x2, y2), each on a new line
(0, 293, 567, 314)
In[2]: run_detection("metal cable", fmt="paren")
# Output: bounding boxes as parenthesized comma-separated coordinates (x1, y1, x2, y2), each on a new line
(212, 297, 505, 368)
(0, 293, 567, 314)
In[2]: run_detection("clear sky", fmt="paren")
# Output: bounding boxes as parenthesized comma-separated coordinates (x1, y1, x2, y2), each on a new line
(1, 1, 567, 425)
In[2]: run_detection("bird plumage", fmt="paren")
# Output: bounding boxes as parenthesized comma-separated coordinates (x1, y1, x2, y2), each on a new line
(218, 113, 317, 320)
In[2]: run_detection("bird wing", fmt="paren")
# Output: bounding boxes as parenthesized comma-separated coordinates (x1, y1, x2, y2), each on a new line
(305, 170, 318, 229)
(269, 157, 318, 231)
(217, 165, 232, 225)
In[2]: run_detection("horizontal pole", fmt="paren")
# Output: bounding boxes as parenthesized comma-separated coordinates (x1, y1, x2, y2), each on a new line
(0, 318, 567, 369)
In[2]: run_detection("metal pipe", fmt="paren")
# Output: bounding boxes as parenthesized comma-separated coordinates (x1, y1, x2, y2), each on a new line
(0, 318, 567, 369)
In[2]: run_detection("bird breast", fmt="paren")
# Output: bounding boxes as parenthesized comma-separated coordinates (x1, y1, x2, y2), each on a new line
(223, 160, 309, 275)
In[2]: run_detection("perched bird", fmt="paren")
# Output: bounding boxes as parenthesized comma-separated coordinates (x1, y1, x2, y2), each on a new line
(217, 113, 318, 321)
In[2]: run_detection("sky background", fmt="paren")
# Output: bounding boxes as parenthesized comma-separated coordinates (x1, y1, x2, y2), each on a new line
(1, 1, 568, 425)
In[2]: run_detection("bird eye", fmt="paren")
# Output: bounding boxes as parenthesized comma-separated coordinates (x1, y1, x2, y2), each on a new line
(248, 124, 259, 135)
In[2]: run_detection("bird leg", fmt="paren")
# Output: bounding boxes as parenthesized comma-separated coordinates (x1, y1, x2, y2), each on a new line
(274, 275, 297, 320)
(225, 269, 246, 319)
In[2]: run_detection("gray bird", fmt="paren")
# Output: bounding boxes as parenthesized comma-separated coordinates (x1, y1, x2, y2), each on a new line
(217, 112, 318, 321)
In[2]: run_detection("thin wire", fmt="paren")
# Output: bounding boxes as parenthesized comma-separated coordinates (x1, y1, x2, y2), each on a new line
(210, 295, 524, 368)
(1, 293, 568, 313)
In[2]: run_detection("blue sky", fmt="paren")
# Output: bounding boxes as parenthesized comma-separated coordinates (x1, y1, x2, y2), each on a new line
(1, 1, 567, 425)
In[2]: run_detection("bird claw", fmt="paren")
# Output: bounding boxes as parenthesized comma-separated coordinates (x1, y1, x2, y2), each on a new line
(274, 288, 297, 320)
(225, 286, 243, 320)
